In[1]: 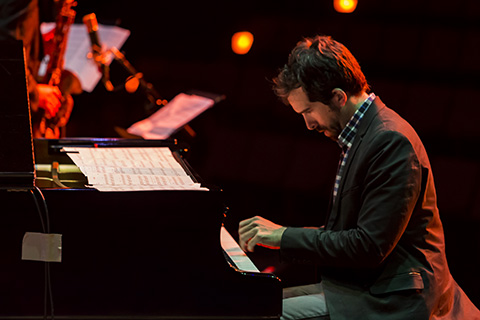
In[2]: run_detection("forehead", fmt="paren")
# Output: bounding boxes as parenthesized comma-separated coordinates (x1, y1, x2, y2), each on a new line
(287, 88, 311, 113)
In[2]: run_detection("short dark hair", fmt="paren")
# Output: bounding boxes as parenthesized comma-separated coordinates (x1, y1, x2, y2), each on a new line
(273, 35, 369, 105)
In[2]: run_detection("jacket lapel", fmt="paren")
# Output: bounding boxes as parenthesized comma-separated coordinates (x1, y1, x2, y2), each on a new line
(325, 97, 385, 228)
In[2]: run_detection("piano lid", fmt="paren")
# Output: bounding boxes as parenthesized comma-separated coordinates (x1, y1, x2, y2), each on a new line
(0, 39, 35, 188)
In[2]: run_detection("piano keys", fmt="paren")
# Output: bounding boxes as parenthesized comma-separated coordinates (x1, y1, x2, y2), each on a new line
(0, 138, 282, 319)
(221, 226, 260, 273)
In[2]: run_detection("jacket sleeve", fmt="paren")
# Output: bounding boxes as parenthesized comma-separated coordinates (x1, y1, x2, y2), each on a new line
(280, 130, 423, 268)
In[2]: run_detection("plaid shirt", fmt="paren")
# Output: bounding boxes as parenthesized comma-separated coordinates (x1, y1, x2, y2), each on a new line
(333, 93, 376, 201)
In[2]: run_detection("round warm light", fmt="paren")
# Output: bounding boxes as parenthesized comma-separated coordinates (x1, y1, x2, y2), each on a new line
(125, 75, 140, 93)
(334, 0, 358, 13)
(231, 31, 254, 55)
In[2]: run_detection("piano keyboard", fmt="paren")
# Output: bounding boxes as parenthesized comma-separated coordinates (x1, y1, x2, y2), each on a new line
(220, 226, 259, 272)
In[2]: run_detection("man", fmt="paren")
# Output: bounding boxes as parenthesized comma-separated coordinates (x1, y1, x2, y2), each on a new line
(0, 0, 78, 138)
(238, 35, 480, 320)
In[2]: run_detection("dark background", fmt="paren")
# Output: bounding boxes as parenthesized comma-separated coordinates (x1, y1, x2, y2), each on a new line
(62, 0, 479, 307)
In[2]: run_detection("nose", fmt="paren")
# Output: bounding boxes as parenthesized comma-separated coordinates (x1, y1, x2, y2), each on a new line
(303, 114, 316, 131)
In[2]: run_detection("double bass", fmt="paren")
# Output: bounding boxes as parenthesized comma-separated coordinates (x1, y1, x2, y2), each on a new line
(35, 0, 82, 138)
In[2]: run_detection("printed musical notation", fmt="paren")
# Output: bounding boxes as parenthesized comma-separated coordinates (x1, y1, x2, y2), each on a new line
(63, 146, 208, 191)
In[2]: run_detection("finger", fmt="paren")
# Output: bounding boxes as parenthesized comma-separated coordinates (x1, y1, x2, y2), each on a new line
(238, 222, 253, 236)
(247, 234, 260, 252)
(239, 216, 256, 228)
(238, 227, 255, 248)
(44, 104, 53, 118)
(239, 239, 248, 252)
(47, 102, 60, 118)
(53, 86, 63, 98)
(240, 236, 253, 252)
(238, 220, 255, 239)
(239, 215, 263, 233)
(239, 228, 260, 252)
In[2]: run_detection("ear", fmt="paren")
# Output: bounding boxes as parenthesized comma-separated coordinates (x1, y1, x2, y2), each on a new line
(331, 88, 347, 107)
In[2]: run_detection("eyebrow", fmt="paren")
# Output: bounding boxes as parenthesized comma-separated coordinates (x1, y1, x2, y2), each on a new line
(296, 107, 310, 114)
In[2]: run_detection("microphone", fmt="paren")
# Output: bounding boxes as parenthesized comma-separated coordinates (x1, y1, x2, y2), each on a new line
(82, 13, 114, 91)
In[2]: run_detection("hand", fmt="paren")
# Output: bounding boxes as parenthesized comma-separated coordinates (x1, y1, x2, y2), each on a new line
(55, 94, 74, 127)
(238, 216, 286, 252)
(37, 84, 62, 118)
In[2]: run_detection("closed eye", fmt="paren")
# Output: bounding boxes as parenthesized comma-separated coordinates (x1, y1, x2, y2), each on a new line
(300, 108, 311, 115)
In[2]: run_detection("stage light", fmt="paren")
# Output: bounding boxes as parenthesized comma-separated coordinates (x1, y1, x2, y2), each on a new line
(125, 75, 140, 93)
(334, 0, 358, 13)
(231, 31, 254, 55)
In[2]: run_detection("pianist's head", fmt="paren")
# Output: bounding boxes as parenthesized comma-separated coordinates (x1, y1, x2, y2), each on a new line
(272, 35, 370, 141)
(273, 35, 369, 106)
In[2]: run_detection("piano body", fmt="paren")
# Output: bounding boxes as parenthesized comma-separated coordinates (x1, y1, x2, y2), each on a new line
(0, 40, 282, 319)
(0, 138, 282, 319)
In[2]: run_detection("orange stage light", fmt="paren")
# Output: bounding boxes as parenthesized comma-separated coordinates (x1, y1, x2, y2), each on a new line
(334, 0, 358, 13)
(231, 31, 254, 55)
(125, 75, 140, 93)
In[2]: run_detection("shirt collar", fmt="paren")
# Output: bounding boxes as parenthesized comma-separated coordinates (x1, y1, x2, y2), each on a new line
(337, 93, 376, 150)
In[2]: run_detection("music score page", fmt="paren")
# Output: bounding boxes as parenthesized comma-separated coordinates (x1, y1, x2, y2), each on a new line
(63, 147, 208, 191)
(40, 23, 130, 92)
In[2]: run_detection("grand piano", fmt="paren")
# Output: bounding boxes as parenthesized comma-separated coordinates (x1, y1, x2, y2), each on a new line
(0, 40, 282, 319)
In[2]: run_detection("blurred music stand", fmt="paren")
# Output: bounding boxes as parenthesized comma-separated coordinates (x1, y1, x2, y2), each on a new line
(122, 90, 225, 140)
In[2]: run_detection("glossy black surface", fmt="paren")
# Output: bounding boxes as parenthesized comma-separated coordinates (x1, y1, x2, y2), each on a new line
(0, 139, 282, 319)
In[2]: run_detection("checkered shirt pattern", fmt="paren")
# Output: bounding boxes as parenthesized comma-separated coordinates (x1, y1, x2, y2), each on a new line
(333, 93, 376, 201)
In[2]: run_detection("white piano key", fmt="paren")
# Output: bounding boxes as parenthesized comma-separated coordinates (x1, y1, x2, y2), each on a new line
(220, 226, 259, 272)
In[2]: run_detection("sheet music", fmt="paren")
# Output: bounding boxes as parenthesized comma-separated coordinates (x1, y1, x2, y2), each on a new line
(127, 93, 215, 139)
(40, 23, 130, 92)
(63, 147, 208, 192)
(220, 226, 259, 272)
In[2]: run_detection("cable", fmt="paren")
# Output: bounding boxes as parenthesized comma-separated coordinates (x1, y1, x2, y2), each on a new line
(30, 188, 46, 234)
(30, 187, 54, 320)
(33, 186, 50, 233)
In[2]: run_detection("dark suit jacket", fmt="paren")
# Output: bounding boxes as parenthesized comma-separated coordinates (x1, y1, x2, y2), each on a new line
(281, 97, 480, 319)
